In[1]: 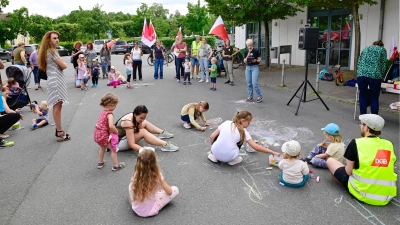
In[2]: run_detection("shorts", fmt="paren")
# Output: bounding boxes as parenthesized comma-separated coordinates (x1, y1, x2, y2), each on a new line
(211, 77, 217, 83)
(191, 57, 199, 66)
(35, 119, 48, 125)
(334, 167, 349, 188)
(126, 68, 132, 75)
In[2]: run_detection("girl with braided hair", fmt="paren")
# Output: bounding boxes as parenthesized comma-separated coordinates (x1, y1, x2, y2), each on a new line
(207, 110, 280, 165)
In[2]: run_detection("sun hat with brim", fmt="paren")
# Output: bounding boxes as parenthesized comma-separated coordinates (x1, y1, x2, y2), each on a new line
(79, 54, 84, 58)
(281, 140, 301, 157)
(359, 114, 384, 131)
(92, 59, 97, 61)
(321, 123, 340, 136)
(110, 66, 115, 69)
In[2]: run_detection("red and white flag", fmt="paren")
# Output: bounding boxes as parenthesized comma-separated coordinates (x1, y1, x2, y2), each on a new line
(107, 38, 119, 49)
(209, 15, 229, 41)
(389, 36, 398, 61)
(141, 18, 152, 47)
(147, 19, 157, 46)
(177, 26, 182, 37)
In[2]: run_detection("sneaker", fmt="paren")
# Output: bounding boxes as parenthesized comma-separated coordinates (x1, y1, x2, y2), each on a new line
(160, 77, 163, 79)
(161, 142, 179, 152)
(190, 76, 193, 79)
(31, 124, 38, 130)
(112, 162, 126, 171)
(228, 156, 243, 165)
(139, 79, 143, 81)
(183, 122, 191, 129)
(177, 79, 180, 83)
(206, 79, 209, 83)
(246, 97, 253, 102)
(196, 76, 200, 79)
(213, 88, 216, 91)
(133, 79, 137, 81)
(199, 80, 204, 83)
(188, 82, 192, 85)
(225, 80, 231, 84)
(91, 85, 95, 87)
(95, 84, 98, 87)
(184, 81, 187, 85)
(299, 157, 312, 164)
(126, 86, 133, 89)
(158, 130, 174, 139)
(256, 96, 263, 103)
(154, 77, 158, 79)
(97, 161, 106, 169)
(208, 153, 218, 163)
(0, 140, 14, 147)
(209, 87, 214, 90)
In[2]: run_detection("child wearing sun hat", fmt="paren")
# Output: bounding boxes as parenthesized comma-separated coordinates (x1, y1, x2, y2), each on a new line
(279, 140, 310, 187)
(300, 123, 345, 168)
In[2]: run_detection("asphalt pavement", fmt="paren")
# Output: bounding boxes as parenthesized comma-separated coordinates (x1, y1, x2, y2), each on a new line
(0, 55, 399, 225)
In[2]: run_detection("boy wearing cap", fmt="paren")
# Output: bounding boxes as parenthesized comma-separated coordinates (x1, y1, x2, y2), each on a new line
(91, 59, 100, 87)
(300, 123, 344, 168)
(327, 114, 397, 206)
(279, 140, 310, 187)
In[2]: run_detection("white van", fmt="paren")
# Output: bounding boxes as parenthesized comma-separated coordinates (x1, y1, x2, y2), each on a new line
(94, 40, 107, 54)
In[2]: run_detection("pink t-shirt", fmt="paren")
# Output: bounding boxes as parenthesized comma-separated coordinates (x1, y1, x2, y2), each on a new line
(129, 173, 164, 217)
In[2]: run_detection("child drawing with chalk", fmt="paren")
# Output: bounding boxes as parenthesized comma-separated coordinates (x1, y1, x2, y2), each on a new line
(299, 123, 344, 168)
(279, 140, 309, 187)
(129, 148, 179, 217)
(208, 110, 280, 166)
(180, 101, 210, 131)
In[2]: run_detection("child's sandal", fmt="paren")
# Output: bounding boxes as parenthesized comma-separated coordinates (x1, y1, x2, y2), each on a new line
(55, 129, 71, 142)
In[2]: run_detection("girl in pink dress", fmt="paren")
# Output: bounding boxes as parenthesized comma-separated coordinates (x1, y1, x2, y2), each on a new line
(129, 148, 179, 217)
(94, 93, 125, 171)
(108, 66, 121, 86)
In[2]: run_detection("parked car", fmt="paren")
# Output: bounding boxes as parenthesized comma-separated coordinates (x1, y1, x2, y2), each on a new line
(0, 47, 11, 62)
(94, 40, 109, 54)
(56, 46, 70, 56)
(110, 40, 130, 54)
(11, 44, 38, 65)
(137, 41, 151, 54)
(81, 44, 87, 53)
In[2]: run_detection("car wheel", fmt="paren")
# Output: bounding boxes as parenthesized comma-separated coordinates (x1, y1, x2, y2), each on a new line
(7, 57, 10, 62)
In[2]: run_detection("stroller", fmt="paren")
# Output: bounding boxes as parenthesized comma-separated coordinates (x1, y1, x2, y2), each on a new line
(5, 65, 32, 110)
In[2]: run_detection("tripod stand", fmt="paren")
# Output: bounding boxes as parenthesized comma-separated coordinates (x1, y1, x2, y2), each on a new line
(287, 49, 329, 115)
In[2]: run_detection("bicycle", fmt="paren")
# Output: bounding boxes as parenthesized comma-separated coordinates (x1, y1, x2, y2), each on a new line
(334, 64, 344, 86)
(233, 48, 245, 69)
(147, 49, 174, 66)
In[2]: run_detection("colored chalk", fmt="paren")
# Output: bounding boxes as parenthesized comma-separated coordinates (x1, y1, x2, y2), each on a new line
(209, 127, 213, 130)
(316, 176, 320, 182)
(309, 169, 313, 173)
(310, 173, 315, 179)
(266, 167, 273, 170)
(279, 182, 285, 186)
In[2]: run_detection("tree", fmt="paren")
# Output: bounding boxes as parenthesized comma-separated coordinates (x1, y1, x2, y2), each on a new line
(0, 7, 29, 46)
(184, 0, 209, 35)
(26, 14, 54, 43)
(0, 0, 8, 12)
(53, 23, 79, 41)
(148, 3, 169, 20)
(295, 0, 378, 72)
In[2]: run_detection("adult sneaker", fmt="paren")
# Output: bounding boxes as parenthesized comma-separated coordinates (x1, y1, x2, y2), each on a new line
(228, 156, 243, 165)
(177, 79, 180, 83)
(161, 142, 179, 152)
(208, 153, 218, 163)
(199, 80, 204, 82)
(256, 96, 263, 103)
(246, 97, 253, 102)
(0, 140, 14, 147)
(206, 79, 209, 83)
(158, 130, 174, 139)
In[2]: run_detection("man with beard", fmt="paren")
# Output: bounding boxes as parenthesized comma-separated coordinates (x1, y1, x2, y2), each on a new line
(326, 114, 397, 206)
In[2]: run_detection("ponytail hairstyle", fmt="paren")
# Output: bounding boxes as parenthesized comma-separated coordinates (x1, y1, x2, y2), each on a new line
(323, 131, 343, 143)
(232, 110, 253, 146)
(123, 53, 130, 65)
(192, 101, 209, 119)
(373, 40, 384, 47)
(132, 105, 148, 133)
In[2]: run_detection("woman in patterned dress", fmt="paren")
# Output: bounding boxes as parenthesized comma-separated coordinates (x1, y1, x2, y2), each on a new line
(38, 31, 70, 141)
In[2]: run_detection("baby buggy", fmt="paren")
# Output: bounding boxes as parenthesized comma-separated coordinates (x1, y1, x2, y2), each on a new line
(5, 65, 32, 110)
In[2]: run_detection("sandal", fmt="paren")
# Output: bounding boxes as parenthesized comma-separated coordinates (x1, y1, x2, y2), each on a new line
(0, 134, 9, 139)
(55, 129, 71, 142)
(112, 162, 126, 171)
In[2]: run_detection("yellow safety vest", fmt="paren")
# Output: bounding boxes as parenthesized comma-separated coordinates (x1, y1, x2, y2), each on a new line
(348, 137, 397, 206)
(191, 41, 202, 56)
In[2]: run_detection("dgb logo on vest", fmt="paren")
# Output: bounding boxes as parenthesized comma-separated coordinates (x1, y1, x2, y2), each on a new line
(371, 149, 391, 167)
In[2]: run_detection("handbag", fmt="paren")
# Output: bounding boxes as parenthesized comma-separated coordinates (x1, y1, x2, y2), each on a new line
(70, 56, 73, 63)
(38, 69, 47, 80)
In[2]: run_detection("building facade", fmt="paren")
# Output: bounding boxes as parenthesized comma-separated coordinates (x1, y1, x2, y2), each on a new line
(235, 0, 399, 70)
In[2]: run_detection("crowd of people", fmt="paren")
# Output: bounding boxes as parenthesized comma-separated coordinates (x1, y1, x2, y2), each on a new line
(0, 34, 397, 217)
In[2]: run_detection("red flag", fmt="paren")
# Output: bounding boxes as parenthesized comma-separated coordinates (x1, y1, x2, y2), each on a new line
(389, 36, 398, 61)
(107, 38, 119, 49)
(209, 15, 229, 41)
(177, 26, 181, 37)
(147, 20, 157, 46)
(141, 18, 152, 47)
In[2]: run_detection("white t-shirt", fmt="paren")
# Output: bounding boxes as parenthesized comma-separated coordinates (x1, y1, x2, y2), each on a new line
(184, 62, 190, 73)
(211, 120, 252, 162)
(131, 48, 141, 60)
(278, 159, 309, 184)
(125, 60, 132, 70)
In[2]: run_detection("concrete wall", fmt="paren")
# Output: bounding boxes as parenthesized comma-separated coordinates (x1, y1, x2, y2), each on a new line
(271, 8, 308, 66)
(382, 0, 399, 58)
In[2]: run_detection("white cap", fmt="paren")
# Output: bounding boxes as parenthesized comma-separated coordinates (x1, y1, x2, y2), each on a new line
(359, 114, 384, 131)
(281, 140, 301, 157)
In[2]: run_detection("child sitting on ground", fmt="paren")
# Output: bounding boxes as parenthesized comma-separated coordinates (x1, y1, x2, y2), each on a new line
(180, 101, 210, 131)
(129, 148, 179, 217)
(107, 66, 121, 86)
(279, 140, 310, 187)
(6, 78, 22, 94)
(208, 57, 218, 91)
(300, 123, 344, 168)
(116, 71, 127, 84)
(31, 101, 49, 130)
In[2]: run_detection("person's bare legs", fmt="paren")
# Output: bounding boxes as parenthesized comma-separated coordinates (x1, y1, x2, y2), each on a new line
(37, 120, 47, 127)
(134, 129, 166, 147)
(98, 145, 106, 163)
(196, 65, 200, 77)
(142, 120, 163, 134)
(326, 157, 345, 184)
(53, 101, 63, 131)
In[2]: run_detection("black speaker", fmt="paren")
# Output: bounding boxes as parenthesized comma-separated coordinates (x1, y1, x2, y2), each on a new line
(298, 27, 319, 50)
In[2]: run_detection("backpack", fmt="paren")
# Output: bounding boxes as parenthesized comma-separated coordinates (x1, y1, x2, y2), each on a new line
(321, 72, 333, 81)
(319, 68, 328, 79)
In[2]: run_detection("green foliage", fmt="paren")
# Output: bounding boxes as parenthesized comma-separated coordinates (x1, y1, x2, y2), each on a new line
(58, 41, 74, 52)
(0, 0, 9, 12)
(53, 23, 79, 42)
(183, 0, 209, 34)
(26, 14, 54, 43)
(0, 7, 29, 46)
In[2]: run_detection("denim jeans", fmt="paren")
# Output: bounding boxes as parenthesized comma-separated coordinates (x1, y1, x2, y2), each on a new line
(175, 57, 185, 80)
(357, 76, 381, 114)
(154, 58, 164, 78)
(245, 65, 262, 98)
(32, 66, 39, 84)
(199, 58, 209, 80)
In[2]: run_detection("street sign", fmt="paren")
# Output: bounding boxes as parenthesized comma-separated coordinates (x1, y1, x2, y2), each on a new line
(108, 30, 112, 34)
